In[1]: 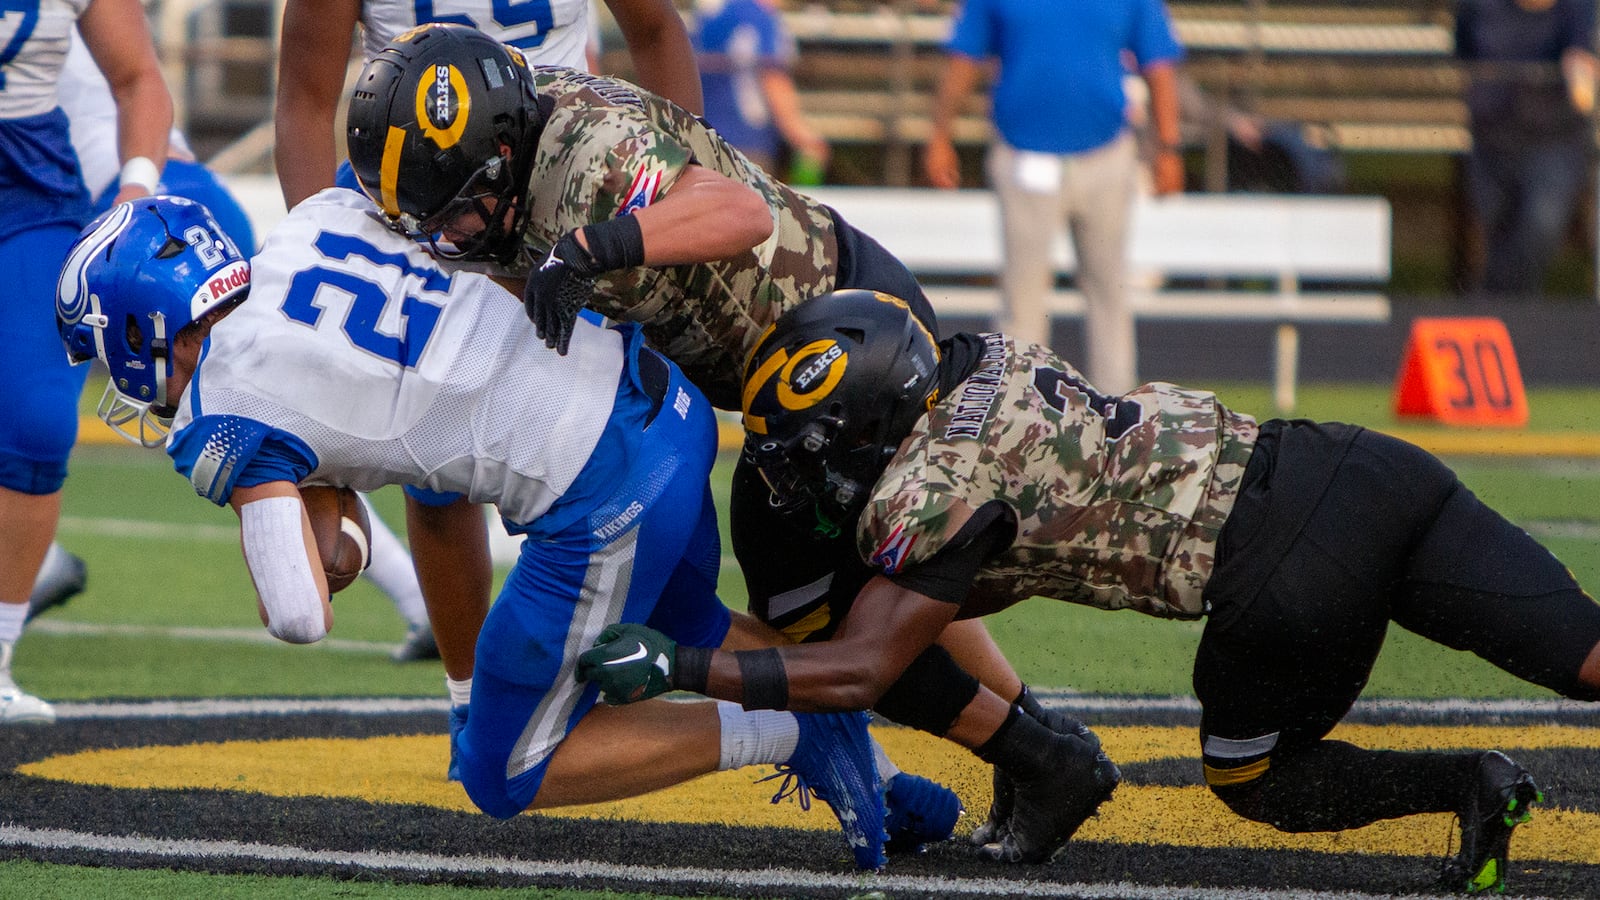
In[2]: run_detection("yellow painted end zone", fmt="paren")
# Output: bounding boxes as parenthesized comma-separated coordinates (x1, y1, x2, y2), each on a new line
(17, 722, 1600, 864)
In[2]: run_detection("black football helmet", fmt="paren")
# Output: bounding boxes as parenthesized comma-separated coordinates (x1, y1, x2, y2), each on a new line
(741, 290, 941, 528)
(345, 23, 545, 263)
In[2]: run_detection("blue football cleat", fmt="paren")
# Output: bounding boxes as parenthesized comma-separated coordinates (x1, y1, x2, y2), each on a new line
(767, 711, 888, 870)
(447, 704, 468, 782)
(885, 772, 963, 854)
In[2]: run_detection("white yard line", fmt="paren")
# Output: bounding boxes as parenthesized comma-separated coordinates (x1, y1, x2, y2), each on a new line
(56, 515, 239, 542)
(25, 618, 395, 655)
(0, 824, 1541, 900)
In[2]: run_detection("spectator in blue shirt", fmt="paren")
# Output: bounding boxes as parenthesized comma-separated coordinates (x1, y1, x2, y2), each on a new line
(926, 0, 1185, 394)
(693, 0, 829, 183)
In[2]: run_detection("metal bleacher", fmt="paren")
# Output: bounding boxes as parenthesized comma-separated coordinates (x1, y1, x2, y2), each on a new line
(164, 0, 1475, 179)
(776, 0, 1470, 184)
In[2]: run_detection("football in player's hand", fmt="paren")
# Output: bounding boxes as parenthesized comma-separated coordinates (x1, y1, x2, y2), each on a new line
(299, 485, 371, 594)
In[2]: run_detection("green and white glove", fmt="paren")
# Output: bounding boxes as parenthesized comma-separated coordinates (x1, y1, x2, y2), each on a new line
(576, 622, 678, 704)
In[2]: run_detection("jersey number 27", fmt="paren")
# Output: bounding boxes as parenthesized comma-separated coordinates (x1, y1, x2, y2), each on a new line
(280, 231, 446, 368)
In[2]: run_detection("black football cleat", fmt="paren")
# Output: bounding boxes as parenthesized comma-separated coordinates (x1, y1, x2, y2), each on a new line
(978, 729, 1120, 864)
(1440, 750, 1543, 894)
(969, 764, 1014, 847)
(27, 547, 86, 622)
(391, 623, 441, 662)
(974, 690, 1100, 848)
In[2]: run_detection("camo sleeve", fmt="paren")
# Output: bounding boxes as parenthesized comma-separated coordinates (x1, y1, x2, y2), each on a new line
(525, 82, 696, 239)
(880, 502, 1016, 604)
(589, 123, 694, 223)
(856, 431, 978, 577)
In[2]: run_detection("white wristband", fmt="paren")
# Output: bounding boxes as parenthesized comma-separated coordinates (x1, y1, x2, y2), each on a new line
(118, 156, 161, 194)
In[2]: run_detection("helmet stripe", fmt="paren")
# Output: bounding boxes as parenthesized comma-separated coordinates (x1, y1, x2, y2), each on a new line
(741, 346, 792, 431)
(58, 202, 132, 325)
(379, 126, 407, 216)
(872, 291, 939, 364)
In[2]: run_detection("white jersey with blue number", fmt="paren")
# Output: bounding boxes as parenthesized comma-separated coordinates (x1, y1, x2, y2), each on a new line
(168, 188, 624, 525)
(361, 0, 592, 68)
(0, 0, 91, 118)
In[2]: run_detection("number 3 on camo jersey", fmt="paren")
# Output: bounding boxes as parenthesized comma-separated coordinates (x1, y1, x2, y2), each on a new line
(280, 232, 446, 368)
(1033, 367, 1142, 440)
(0, 0, 41, 92)
(415, 1, 555, 48)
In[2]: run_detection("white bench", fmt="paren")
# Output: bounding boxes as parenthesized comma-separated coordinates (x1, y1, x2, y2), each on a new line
(220, 176, 1391, 411)
(803, 187, 1392, 412)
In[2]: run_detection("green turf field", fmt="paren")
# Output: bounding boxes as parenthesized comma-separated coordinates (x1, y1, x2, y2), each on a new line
(6, 380, 1600, 898)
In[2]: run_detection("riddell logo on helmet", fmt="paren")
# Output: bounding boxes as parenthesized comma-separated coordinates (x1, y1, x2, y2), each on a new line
(190, 260, 249, 315)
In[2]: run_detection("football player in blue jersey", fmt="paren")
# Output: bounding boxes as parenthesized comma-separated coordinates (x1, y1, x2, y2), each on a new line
(55, 192, 895, 869)
(24, 24, 252, 624)
(0, 0, 172, 725)
(37, 25, 436, 664)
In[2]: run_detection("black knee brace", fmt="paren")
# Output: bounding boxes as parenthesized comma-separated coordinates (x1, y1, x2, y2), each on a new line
(873, 644, 980, 736)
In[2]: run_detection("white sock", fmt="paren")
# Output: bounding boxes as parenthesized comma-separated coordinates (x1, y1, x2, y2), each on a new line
(873, 738, 902, 784)
(0, 600, 26, 645)
(716, 700, 799, 770)
(446, 675, 473, 708)
(357, 494, 429, 628)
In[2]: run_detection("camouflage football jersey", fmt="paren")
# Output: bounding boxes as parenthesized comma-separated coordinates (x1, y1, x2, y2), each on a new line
(860, 333, 1260, 619)
(512, 67, 841, 409)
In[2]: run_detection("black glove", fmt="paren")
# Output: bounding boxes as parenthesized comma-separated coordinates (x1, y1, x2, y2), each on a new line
(522, 216, 646, 356)
(523, 231, 601, 356)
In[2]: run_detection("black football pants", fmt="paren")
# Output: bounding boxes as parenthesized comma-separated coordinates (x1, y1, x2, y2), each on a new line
(1196, 419, 1600, 774)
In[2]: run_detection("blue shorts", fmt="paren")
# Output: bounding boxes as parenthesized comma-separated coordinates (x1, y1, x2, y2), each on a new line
(457, 349, 731, 818)
(0, 222, 90, 494)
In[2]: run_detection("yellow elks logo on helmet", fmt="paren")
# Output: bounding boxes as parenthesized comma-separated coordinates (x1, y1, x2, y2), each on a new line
(742, 339, 847, 435)
(416, 63, 470, 149)
(392, 24, 429, 44)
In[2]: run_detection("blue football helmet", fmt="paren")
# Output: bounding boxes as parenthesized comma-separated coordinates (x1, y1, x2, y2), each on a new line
(56, 196, 250, 447)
